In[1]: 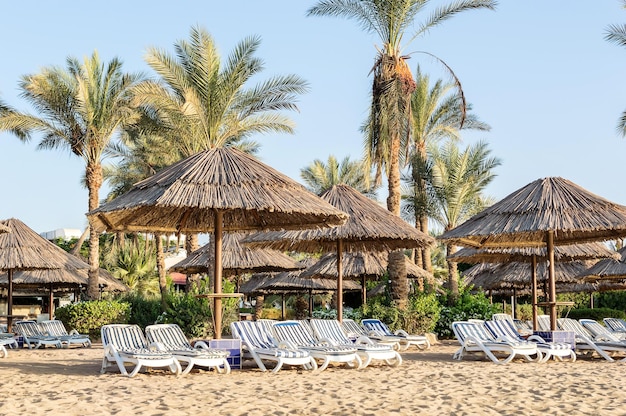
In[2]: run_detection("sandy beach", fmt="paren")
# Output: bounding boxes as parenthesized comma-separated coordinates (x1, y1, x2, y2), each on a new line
(1, 340, 625, 416)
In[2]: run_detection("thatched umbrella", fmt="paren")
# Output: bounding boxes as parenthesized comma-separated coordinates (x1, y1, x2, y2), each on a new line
(0, 218, 77, 330)
(0, 224, 9, 234)
(579, 247, 626, 282)
(87, 147, 348, 338)
(244, 184, 434, 321)
(300, 251, 432, 304)
(169, 232, 301, 291)
(439, 177, 626, 330)
(242, 269, 361, 318)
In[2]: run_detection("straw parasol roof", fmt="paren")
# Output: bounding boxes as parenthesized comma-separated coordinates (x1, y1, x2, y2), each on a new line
(0, 267, 127, 292)
(241, 270, 361, 295)
(0, 224, 9, 234)
(579, 247, 626, 282)
(243, 184, 435, 320)
(439, 177, 626, 330)
(449, 242, 620, 264)
(87, 147, 347, 338)
(169, 232, 300, 276)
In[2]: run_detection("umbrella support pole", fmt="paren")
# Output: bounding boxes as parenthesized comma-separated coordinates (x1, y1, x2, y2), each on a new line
(531, 255, 538, 331)
(547, 231, 557, 331)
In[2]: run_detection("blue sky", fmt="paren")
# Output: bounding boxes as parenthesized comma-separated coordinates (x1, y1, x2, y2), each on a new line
(1, 1, 626, 235)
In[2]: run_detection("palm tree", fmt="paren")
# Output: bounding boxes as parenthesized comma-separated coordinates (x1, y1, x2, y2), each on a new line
(0, 51, 144, 300)
(403, 67, 490, 273)
(605, 0, 626, 135)
(300, 154, 377, 196)
(428, 139, 501, 301)
(308, 0, 497, 308)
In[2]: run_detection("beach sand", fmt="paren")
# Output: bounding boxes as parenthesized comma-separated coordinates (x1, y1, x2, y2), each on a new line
(0, 340, 625, 416)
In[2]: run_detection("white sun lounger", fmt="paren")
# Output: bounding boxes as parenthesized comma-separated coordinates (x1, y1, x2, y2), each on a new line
(361, 318, 430, 351)
(13, 320, 62, 349)
(557, 318, 626, 362)
(39, 320, 91, 348)
(146, 324, 231, 375)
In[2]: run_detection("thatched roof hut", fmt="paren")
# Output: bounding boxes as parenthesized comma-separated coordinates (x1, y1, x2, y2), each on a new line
(87, 147, 348, 338)
(169, 232, 300, 276)
(243, 184, 434, 320)
(439, 177, 626, 330)
(242, 270, 361, 295)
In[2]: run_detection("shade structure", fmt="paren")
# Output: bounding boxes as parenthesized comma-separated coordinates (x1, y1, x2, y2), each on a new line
(0, 224, 9, 234)
(169, 232, 301, 276)
(300, 251, 433, 304)
(579, 247, 626, 282)
(244, 184, 435, 321)
(439, 177, 626, 330)
(87, 147, 348, 338)
(0, 218, 80, 330)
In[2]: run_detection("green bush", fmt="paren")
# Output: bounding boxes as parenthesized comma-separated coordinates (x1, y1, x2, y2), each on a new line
(117, 293, 162, 329)
(595, 291, 626, 311)
(356, 293, 440, 335)
(157, 291, 213, 339)
(566, 307, 626, 321)
(435, 290, 498, 339)
(55, 300, 131, 339)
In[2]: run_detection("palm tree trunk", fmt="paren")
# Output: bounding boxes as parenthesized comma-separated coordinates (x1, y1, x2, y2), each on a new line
(447, 243, 459, 305)
(86, 162, 102, 300)
(69, 226, 89, 257)
(254, 295, 264, 320)
(155, 233, 168, 311)
(388, 250, 408, 309)
(185, 233, 201, 291)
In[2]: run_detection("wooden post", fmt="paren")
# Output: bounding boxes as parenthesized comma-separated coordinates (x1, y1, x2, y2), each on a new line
(336, 240, 344, 322)
(361, 275, 367, 306)
(7, 269, 13, 332)
(531, 255, 538, 331)
(547, 230, 557, 331)
(213, 210, 223, 339)
(48, 283, 54, 319)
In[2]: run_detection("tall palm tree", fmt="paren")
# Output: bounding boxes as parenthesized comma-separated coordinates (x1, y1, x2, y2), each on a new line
(308, 0, 497, 308)
(403, 67, 489, 272)
(428, 139, 500, 301)
(605, 0, 626, 135)
(0, 51, 144, 300)
(300, 154, 377, 196)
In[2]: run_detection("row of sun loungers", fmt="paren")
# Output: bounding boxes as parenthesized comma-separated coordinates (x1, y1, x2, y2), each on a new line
(230, 318, 425, 373)
(453, 315, 626, 364)
(12, 320, 91, 349)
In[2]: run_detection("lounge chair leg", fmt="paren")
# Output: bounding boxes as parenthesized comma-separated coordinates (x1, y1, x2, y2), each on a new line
(318, 357, 331, 371)
(386, 352, 402, 367)
(271, 359, 284, 373)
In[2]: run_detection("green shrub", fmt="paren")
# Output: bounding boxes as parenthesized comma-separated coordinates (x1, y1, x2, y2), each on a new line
(117, 293, 162, 329)
(567, 307, 626, 321)
(435, 290, 498, 339)
(595, 291, 626, 311)
(356, 293, 440, 335)
(55, 300, 131, 339)
(157, 291, 213, 339)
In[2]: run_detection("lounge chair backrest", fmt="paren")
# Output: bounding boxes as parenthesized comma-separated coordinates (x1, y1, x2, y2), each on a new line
(557, 318, 592, 340)
(13, 321, 44, 337)
(452, 321, 494, 343)
(39, 320, 69, 337)
(341, 319, 366, 336)
(485, 319, 522, 341)
(272, 321, 317, 346)
(101, 324, 148, 350)
(145, 324, 192, 350)
(491, 313, 513, 321)
(310, 319, 349, 344)
(230, 321, 275, 349)
(579, 319, 621, 342)
(603, 318, 626, 333)
(361, 319, 392, 336)
(537, 315, 551, 331)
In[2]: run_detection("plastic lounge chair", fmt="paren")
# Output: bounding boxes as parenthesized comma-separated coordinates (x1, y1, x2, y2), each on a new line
(451, 321, 543, 364)
(557, 318, 626, 362)
(537, 315, 552, 331)
(491, 313, 533, 337)
(603, 318, 626, 336)
(230, 320, 317, 373)
(272, 320, 362, 371)
(39, 320, 91, 348)
(100, 324, 182, 377)
(146, 324, 231, 375)
(361, 318, 430, 351)
(579, 319, 626, 342)
(485, 319, 575, 363)
(309, 319, 402, 368)
(13, 320, 62, 349)
(0, 333, 17, 358)
(341, 319, 401, 350)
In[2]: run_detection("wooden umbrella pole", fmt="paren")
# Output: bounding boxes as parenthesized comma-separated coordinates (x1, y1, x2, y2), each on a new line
(49, 283, 54, 319)
(361, 275, 367, 305)
(214, 210, 223, 339)
(7, 269, 13, 332)
(547, 230, 557, 330)
(337, 239, 344, 322)
(531, 254, 538, 331)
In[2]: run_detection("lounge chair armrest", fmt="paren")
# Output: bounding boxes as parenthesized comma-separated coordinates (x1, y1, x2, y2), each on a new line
(318, 337, 339, 346)
(278, 340, 299, 350)
(394, 329, 410, 337)
(69, 329, 80, 336)
(367, 330, 385, 338)
(527, 335, 547, 343)
(193, 340, 210, 350)
(354, 335, 375, 346)
(149, 341, 167, 352)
